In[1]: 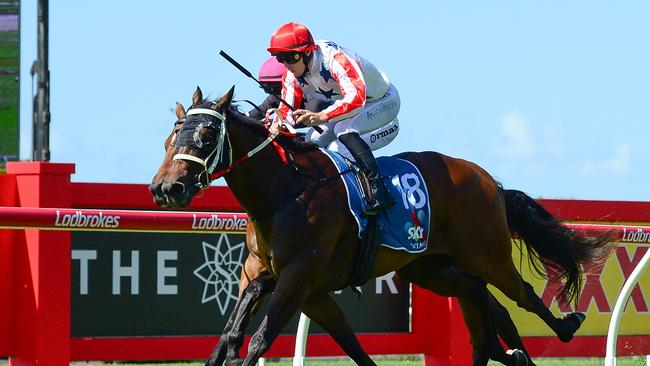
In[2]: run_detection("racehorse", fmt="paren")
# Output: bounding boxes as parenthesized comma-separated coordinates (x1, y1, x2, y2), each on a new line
(149, 97, 535, 366)
(153, 86, 614, 366)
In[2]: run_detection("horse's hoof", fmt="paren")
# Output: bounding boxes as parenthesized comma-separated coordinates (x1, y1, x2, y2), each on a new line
(559, 312, 587, 342)
(506, 349, 528, 366)
(566, 312, 586, 327)
(224, 358, 244, 366)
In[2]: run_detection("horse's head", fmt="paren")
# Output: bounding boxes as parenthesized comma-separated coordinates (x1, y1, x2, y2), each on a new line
(159, 86, 236, 208)
(149, 102, 187, 207)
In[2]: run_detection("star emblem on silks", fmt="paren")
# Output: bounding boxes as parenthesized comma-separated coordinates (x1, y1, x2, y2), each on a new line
(324, 41, 340, 50)
(297, 75, 309, 87)
(193, 234, 245, 315)
(315, 87, 338, 100)
(320, 65, 333, 83)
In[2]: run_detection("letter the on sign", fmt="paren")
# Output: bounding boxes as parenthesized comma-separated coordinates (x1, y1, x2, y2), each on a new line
(157, 251, 178, 295)
(72, 250, 97, 295)
(112, 250, 140, 295)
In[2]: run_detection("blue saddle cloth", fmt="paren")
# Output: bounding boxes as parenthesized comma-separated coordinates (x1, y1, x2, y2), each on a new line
(321, 149, 430, 254)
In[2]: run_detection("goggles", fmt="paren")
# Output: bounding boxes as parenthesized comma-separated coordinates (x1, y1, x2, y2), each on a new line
(275, 52, 302, 65)
(260, 82, 282, 94)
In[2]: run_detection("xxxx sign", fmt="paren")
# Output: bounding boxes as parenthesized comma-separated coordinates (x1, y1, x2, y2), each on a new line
(491, 223, 650, 337)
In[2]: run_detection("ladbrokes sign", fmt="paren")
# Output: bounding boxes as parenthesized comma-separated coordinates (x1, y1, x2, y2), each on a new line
(71, 232, 409, 337)
(56, 210, 121, 229)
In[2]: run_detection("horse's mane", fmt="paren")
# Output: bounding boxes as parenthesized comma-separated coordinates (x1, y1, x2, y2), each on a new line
(227, 104, 320, 153)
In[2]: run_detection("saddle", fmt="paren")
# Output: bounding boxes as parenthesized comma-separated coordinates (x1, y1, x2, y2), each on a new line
(321, 149, 432, 291)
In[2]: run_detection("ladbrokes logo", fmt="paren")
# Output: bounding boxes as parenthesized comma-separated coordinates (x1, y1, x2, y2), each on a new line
(622, 228, 650, 243)
(191, 214, 247, 231)
(55, 210, 120, 228)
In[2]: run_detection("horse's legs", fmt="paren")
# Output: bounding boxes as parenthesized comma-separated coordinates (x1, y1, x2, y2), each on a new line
(224, 272, 275, 362)
(206, 271, 276, 366)
(487, 260, 584, 343)
(448, 209, 585, 344)
(397, 256, 526, 366)
(489, 294, 536, 365)
(300, 292, 376, 366)
(241, 265, 315, 366)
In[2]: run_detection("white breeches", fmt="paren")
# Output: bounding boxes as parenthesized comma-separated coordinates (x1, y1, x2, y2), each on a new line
(305, 84, 400, 160)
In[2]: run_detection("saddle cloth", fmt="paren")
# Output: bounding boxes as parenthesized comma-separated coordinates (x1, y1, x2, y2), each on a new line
(320, 149, 430, 254)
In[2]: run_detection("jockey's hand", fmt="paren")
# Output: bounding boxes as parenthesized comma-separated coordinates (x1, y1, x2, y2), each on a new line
(269, 117, 282, 134)
(295, 109, 328, 127)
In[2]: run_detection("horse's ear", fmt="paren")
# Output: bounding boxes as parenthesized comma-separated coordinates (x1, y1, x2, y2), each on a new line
(175, 102, 186, 120)
(191, 86, 203, 107)
(213, 85, 235, 111)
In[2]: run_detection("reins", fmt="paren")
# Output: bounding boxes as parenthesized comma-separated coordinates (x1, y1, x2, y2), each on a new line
(172, 107, 282, 189)
(172, 106, 352, 221)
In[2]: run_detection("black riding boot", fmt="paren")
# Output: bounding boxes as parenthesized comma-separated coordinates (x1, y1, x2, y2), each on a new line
(339, 133, 395, 215)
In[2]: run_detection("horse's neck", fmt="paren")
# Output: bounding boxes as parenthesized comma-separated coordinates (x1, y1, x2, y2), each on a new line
(224, 117, 298, 216)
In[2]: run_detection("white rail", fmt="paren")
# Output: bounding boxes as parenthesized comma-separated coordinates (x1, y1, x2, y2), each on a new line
(293, 313, 311, 366)
(604, 247, 650, 366)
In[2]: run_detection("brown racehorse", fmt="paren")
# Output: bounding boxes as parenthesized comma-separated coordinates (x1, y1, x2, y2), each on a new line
(149, 98, 535, 366)
(153, 87, 614, 366)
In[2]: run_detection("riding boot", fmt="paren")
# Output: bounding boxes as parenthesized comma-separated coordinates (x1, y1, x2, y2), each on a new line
(338, 133, 395, 215)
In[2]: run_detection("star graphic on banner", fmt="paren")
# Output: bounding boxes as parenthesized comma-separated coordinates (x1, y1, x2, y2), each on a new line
(315, 87, 338, 100)
(193, 234, 245, 315)
(320, 65, 333, 83)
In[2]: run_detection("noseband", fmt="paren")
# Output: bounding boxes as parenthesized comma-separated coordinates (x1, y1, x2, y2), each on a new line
(172, 108, 229, 188)
(172, 108, 282, 189)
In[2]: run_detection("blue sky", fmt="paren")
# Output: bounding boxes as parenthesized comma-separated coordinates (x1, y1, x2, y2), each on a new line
(19, 1, 650, 201)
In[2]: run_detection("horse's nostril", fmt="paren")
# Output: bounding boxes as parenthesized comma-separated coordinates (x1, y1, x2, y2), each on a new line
(148, 182, 160, 195)
(168, 182, 186, 198)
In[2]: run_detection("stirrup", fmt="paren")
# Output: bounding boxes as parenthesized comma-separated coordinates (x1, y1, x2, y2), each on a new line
(364, 185, 395, 215)
(364, 198, 395, 215)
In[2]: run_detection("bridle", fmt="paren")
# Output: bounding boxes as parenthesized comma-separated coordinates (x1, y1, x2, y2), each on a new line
(172, 107, 282, 189)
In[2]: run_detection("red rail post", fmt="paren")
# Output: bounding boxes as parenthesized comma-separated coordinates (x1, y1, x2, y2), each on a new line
(416, 287, 471, 366)
(0, 174, 18, 355)
(6, 162, 75, 366)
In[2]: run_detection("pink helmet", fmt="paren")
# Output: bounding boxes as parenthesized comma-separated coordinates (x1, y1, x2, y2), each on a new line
(258, 56, 286, 83)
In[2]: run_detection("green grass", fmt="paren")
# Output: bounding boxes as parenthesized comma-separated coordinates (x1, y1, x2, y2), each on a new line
(0, 29, 19, 157)
(0, 31, 18, 63)
(0, 5, 17, 14)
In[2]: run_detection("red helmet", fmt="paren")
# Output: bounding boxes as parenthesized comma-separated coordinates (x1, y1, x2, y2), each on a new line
(267, 22, 317, 54)
(258, 56, 286, 83)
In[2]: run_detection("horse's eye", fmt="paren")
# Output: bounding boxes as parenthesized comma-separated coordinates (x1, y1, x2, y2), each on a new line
(198, 126, 216, 142)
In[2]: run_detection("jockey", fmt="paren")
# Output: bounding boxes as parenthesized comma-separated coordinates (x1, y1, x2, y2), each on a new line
(268, 22, 400, 215)
(249, 56, 331, 120)
(247, 57, 284, 120)
(252, 57, 400, 155)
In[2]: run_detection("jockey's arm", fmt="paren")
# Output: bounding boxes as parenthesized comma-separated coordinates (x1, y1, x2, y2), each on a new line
(319, 52, 366, 123)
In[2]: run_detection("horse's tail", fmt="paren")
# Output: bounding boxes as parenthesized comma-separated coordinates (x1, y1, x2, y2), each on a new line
(502, 189, 616, 305)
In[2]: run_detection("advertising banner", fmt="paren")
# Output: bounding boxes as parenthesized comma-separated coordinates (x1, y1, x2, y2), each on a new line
(491, 222, 650, 336)
(71, 231, 409, 337)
